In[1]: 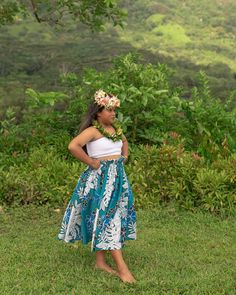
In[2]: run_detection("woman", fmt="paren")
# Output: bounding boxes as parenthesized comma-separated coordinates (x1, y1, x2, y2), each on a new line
(58, 90, 137, 283)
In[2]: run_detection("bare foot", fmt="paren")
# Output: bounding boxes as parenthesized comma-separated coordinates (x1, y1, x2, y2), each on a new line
(95, 262, 118, 276)
(118, 268, 136, 283)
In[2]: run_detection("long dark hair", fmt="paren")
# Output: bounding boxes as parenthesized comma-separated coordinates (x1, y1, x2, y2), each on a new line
(79, 101, 104, 133)
(79, 101, 104, 154)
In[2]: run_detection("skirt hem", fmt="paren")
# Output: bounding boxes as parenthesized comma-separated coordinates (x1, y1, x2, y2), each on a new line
(57, 236, 136, 252)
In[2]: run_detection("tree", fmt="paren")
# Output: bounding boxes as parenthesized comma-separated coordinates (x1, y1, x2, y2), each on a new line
(0, 0, 126, 31)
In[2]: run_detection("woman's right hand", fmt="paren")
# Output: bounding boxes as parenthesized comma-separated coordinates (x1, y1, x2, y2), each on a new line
(89, 158, 101, 170)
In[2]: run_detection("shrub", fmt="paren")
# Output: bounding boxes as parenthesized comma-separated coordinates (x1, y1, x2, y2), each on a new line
(1, 54, 236, 215)
(0, 147, 84, 206)
(2, 53, 236, 165)
(127, 143, 235, 215)
(193, 169, 235, 214)
(0, 143, 235, 215)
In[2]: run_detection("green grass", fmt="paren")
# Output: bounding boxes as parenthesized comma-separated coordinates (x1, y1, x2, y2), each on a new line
(0, 205, 235, 294)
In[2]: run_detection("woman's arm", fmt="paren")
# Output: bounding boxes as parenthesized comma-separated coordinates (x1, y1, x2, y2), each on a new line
(68, 127, 100, 169)
(121, 134, 129, 162)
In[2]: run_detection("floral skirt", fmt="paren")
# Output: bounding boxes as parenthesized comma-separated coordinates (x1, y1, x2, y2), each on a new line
(57, 157, 136, 252)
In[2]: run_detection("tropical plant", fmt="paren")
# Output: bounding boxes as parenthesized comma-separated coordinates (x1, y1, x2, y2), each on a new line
(0, 0, 126, 31)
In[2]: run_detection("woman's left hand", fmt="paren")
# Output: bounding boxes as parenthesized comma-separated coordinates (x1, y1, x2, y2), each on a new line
(122, 155, 128, 163)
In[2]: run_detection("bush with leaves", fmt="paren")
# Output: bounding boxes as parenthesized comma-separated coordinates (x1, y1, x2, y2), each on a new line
(0, 146, 84, 206)
(1, 143, 235, 215)
(2, 53, 236, 163)
(0, 0, 126, 31)
(1, 53, 236, 214)
(127, 143, 235, 215)
(59, 53, 236, 162)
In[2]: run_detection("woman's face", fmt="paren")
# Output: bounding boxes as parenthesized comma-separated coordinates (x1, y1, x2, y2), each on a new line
(97, 108, 116, 125)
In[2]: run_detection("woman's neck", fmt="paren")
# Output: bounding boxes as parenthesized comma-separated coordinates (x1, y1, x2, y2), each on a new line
(97, 119, 112, 128)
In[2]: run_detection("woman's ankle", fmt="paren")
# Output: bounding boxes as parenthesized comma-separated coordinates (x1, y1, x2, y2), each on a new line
(95, 260, 106, 266)
(117, 263, 130, 273)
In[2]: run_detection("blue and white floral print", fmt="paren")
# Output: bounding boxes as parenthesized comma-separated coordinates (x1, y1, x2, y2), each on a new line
(58, 157, 136, 252)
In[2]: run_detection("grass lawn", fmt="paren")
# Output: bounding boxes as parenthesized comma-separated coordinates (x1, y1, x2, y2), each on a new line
(0, 205, 235, 295)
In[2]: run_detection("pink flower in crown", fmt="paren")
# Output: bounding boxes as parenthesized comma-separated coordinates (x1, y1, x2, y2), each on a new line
(100, 97, 110, 105)
(94, 89, 120, 109)
(114, 96, 120, 107)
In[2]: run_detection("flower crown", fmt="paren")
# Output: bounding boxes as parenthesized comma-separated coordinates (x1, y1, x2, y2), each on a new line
(94, 89, 120, 109)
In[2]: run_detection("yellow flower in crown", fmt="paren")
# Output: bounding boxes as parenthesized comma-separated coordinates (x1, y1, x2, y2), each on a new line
(94, 89, 120, 109)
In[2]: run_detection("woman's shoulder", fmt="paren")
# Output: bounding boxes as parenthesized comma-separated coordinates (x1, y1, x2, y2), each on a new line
(81, 126, 98, 134)
(83, 126, 97, 133)
(81, 126, 101, 139)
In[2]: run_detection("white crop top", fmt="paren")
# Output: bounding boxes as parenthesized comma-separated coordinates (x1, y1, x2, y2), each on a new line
(86, 137, 123, 158)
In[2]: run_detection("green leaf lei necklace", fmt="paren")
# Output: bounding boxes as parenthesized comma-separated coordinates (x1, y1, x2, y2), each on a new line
(92, 119, 123, 142)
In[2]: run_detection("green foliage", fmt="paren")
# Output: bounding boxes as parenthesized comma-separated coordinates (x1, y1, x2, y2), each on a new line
(59, 53, 236, 161)
(0, 0, 24, 25)
(1, 53, 236, 215)
(120, 0, 236, 71)
(0, 146, 84, 206)
(25, 88, 69, 108)
(1, 142, 235, 215)
(193, 168, 235, 213)
(1, 0, 236, 108)
(0, 0, 126, 31)
(128, 144, 236, 214)
(74, 53, 174, 144)
(2, 53, 236, 159)
(0, 105, 73, 167)
(152, 23, 191, 45)
(0, 107, 16, 133)
(145, 13, 165, 29)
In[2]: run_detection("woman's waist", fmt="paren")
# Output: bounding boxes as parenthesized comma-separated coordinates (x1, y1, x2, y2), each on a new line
(92, 154, 122, 161)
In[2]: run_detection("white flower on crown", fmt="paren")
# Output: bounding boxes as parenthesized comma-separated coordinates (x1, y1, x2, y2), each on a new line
(94, 89, 120, 109)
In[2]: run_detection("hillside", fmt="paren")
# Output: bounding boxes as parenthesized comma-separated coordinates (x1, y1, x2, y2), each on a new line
(0, 0, 236, 115)
(119, 0, 236, 93)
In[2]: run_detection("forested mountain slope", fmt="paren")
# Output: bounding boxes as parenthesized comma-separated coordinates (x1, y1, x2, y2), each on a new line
(0, 0, 236, 115)
(119, 0, 236, 95)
